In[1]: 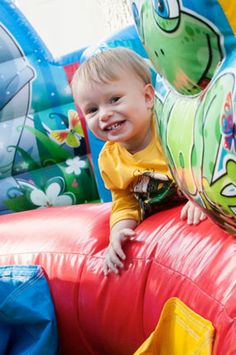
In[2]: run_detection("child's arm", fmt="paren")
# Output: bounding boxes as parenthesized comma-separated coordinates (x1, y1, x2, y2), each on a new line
(180, 200, 207, 225)
(103, 219, 138, 276)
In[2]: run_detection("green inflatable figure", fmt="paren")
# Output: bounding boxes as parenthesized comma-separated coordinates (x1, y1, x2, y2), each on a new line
(132, 0, 236, 234)
(132, 0, 223, 94)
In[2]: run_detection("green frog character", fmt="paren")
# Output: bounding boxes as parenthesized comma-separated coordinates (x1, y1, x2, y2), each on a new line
(132, 0, 223, 95)
(132, 0, 236, 233)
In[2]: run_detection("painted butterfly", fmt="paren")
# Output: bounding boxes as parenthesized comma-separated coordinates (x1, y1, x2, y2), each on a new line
(221, 91, 236, 152)
(50, 110, 84, 147)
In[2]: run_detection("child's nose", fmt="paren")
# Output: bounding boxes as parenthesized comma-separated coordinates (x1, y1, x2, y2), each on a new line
(99, 107, 113, 121)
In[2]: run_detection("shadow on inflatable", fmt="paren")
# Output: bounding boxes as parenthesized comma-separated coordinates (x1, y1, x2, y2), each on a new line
(0, 0, 235, 354)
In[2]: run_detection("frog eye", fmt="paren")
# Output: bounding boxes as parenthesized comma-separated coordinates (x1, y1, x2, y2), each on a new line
(152, 0, 180, 32)
(131, 2, 144, 42)
(152, 0, 179, 19)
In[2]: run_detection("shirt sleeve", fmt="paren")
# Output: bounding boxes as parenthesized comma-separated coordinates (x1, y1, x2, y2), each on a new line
(110, 189, 140, 229)
(98, 144, 140, 229)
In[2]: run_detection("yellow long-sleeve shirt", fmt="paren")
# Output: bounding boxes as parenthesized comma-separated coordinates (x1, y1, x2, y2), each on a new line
(98, 117, 173, 229)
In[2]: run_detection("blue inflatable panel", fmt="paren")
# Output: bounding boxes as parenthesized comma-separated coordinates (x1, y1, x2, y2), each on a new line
(0, 0, 99, 215)
(0, 265, 58, 355)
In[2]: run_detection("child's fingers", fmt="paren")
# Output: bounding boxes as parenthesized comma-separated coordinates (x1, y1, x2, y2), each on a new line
(183, 202, 200, 225)
(193, 208, 206, 225)
(105, 257, 119, 274)
(112, 241, 126, 261)
(102, 228, 137, 276)
(200, 212, 207, 221)
(109, 247, 124, 268)
(121, 229, 136, 241)
(193, 207, 201, 225)
(187, 205, 194, 224)
(180, 202, 189, 220)
(103, 247, 124, 275)
(103, 263, 109, 276)
(186, 202, 196, 224)
(181, 201, 207, 225)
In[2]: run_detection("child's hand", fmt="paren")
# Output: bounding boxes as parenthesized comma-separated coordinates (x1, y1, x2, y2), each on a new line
(180, 201, 207, 225)
(103, 228, 136, 276)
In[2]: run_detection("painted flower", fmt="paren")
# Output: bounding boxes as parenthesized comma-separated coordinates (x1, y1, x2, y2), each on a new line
(19, 177, 75, 208)
(65, 156, 87, 175)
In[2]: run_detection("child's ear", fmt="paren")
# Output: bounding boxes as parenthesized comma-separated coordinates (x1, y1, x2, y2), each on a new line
(144, 84, 155, 109)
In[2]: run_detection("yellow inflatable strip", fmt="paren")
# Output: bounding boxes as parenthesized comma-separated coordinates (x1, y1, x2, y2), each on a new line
(218, 1, 236, 34)
(134, 297, 214, 355)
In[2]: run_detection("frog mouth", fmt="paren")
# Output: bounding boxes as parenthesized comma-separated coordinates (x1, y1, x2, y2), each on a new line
(198, 77, 211, 90)
(154, 33, 219, 93)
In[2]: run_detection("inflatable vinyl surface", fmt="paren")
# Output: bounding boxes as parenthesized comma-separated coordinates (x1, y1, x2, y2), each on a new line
(0, 203, 234, 354)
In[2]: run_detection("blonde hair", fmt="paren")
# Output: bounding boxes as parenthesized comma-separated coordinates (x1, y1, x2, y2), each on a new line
(72, 47, 151, 100)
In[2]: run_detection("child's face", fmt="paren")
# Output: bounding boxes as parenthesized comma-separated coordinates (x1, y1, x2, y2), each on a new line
(76, 70, 154, 151)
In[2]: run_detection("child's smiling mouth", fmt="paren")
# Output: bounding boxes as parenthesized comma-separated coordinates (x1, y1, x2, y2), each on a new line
(104, 120, 125, 131)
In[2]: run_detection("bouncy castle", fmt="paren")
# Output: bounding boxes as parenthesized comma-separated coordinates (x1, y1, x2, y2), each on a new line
(0, 0, 235, 353)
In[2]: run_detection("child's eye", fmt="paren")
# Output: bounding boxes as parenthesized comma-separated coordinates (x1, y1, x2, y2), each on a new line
(86, 106, 97, 115)
(110, 96, 121, 104)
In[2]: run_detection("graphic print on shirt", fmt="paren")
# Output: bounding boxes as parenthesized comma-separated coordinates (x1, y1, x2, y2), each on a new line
(132, 171, 185, 220)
